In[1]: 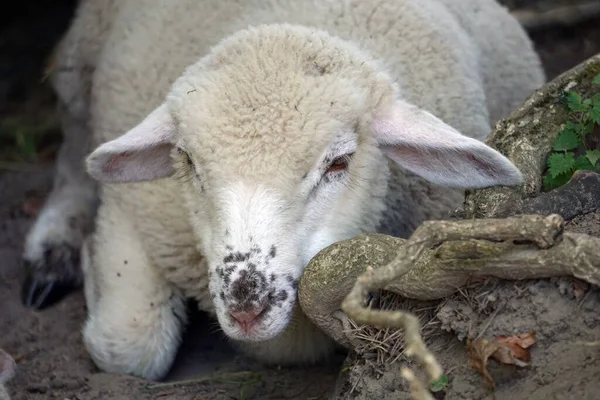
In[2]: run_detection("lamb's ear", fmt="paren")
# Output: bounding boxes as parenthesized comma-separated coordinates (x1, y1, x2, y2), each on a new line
(86, 103, 177, 182)
(373, 100, 523, 188)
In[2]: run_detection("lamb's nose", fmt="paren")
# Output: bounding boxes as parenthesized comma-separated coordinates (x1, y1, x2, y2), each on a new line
(229, 304, 266, 328)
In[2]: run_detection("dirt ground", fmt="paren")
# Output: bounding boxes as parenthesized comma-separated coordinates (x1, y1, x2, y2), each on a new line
(1, 2, 600, 400)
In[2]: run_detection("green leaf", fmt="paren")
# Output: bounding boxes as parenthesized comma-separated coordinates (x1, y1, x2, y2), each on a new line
(552, 127, 580, 151)
(590, 106, 600, 125)
(543, 173, 555, 191)
(580, 121, 594, 136)
(566, 92, 588, 112)
(564, 121, 581, 133)
(593, 73, 600, 85)
(430, 374, 449, 392)
(14, 131, 38, 162)
(547, 152, 575, 178)
(582, 121, 595, 136)
(586, 150, 600, 167)
(575, 155, 594, 170)
(544, 171, 572, 191)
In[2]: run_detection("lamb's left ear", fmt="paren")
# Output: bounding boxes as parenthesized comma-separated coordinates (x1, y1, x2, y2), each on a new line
(373, 100, 523, 188)
(86, 103, 177, 183)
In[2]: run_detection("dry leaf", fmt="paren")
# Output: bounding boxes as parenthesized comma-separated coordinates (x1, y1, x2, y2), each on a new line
(496, 331, 537, 362)
(496, 331, 536, 346)
(490, 344, 530, 367)
(467, 332, 536, 390)
(467, 338, 501, 389)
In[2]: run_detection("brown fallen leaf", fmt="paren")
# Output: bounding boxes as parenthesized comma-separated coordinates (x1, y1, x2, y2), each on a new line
(508, 331, 537, 348)
(490, 343, 530, 367)
(496, 331, 537, 363)
(467, 338, 502, 389)
(467, 332, 536, 389)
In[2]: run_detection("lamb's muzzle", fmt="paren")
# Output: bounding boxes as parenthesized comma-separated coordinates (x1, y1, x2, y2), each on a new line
(201, 182, 303, 342)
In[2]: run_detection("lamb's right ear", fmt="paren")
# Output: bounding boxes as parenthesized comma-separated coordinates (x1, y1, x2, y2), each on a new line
(86, 103, 177, 182)
(373, 100, 523, 188)
(0, 349, 16, 383)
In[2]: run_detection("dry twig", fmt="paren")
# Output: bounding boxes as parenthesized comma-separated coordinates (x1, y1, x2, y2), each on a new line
(401, 368, 435, 400)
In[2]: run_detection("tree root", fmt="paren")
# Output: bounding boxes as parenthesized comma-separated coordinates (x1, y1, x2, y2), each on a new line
(469, 170, 600, 221)
(309, 214, 600, 398)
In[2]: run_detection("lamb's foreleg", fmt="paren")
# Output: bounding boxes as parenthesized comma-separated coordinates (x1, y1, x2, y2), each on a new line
(21, 0, 119, 309)
(21, 62, 98, 309)
(82, 203, 187, 381)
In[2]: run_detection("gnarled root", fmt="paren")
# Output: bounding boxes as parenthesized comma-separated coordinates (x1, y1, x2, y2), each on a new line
(300, 214, 600, 398)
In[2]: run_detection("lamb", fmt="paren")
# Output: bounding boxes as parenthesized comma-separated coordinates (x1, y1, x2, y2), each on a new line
(23, 0, 545, 381)
(0, 349, 16, 400)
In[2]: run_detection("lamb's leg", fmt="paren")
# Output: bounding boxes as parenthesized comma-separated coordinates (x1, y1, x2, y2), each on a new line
(20, 0, 111, 309)
(82, 203, 187, 381)
(21, 72, 98, 309)
(21, 0, 121, 309)
(21, 92, 97, 309)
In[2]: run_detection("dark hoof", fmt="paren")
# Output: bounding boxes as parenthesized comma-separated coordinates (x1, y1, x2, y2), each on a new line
(21, 244, 82, 310)
(21, 272, 79, 310)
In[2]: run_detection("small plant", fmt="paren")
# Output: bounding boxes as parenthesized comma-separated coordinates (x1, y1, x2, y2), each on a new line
(0, 114, 61, 164)
(429, 373, 449, 393)
(543, 73, 600, 190)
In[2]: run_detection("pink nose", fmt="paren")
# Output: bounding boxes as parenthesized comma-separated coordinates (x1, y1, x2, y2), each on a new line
(229, 305, 266, 328)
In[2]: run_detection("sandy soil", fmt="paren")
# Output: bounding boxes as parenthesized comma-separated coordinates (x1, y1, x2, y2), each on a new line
(1, 1, 599, 399)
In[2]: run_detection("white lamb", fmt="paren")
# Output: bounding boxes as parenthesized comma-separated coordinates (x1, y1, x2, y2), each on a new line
(31, 0, 546, 381)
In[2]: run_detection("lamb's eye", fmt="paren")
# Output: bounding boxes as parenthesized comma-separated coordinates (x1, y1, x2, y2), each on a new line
(177, 147, 194, 169)
(185, 153, 194, 169)
(325, 153, 353, 175)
